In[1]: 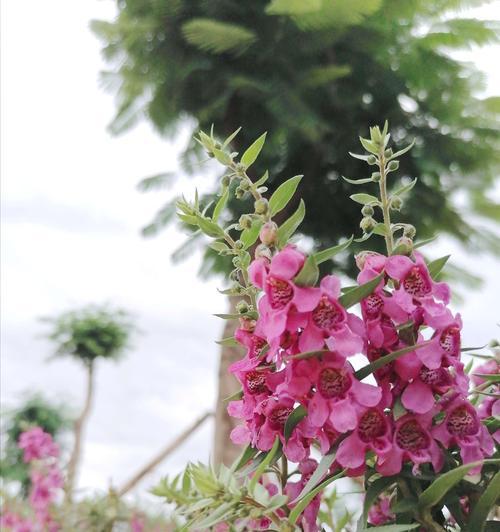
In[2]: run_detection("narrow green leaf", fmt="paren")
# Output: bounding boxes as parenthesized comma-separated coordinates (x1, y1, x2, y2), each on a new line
(342, 176, 374, 185)
(413, 235, 438, 249)
(314, 236, 353, 264)
(349, 152, 373, 162)
(461, 344, 487, 352)
(284, 404, 307, 440)
(359, 137, 379, 154)
(223, 389, 243, 402)
(393, 177, 417, 196)
(289, 470, 345, 525)
(357, 476, 397, 530)
(418, 461, 483, 509)
(292, 450, 337, 503)
(196, 215, 225, 238)
(277, 199, 306, 247)
(355, 341, 431, 381)
(359, 525, 419, 532)
(294, 255, 319, 286)
(254, 170, 269, 187)
(212, 147, 232, 166)
(241, 132, 267, 168)
(350, 193, 380, 205)
(388, 139, 415, 161)
(372, 222, 388, 236)
(269, 175, 303, 216)
(248, 437, 280, 493)
(209, 241, 230, 253)
(391, 498, 417, 514)
(222, 127, 242, 148)
(472, 373, 500, 383)
(466, 471, 500, 532)
(231, 444, 259, 472)
(212, 187, 229, 222)
(215, 336, 238, 347)
(192, 501, 235, 529)
(240, 219, 263, 249)
(338, 273, 383, 309)
(427, 255, 450, 279)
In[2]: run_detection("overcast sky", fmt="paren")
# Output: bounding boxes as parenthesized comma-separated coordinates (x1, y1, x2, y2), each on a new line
(1, 0, 499, 503)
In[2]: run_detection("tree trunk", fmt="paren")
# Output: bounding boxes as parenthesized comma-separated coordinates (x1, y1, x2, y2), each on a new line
(118, 411, 213, 496)
(213, 296, 245, 466)
(65, 362, 95, 502)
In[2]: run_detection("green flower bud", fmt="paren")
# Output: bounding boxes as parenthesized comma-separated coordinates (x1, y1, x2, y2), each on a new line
(387, 160, 399, 172)
(236, 300, 249, 314)
(221, 175, 230, 187)
(389, 195, 404, 211)
(255, 243, 272, 261)
(361, 205, 374, 217)
(384, 148, 393, 158)
(239, 179, 250, 191)
(360, 216, 376, 233)
(235, 187, 245, 199)
(403, 225, 416, 239)
(371, 172, 381, 182)
(254, 198, 269, 215)
(367, 155, 377, 165)
(239, 214, 253, 229)
(234, 240, 244, 250)
(232, 256, 241, 267)
(395, 236, 413, 256)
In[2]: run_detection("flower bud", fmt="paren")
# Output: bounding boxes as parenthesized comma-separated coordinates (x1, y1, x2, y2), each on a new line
(403, 224, 416, 239)
(384, 149, 393, 158)
(236, 300, 249, 314)
(395, 236, 413, 256)
(360, 216, 376, 233)
(239, 179, 250, 191)
(235, 187, 245, 199)
(387, 160, 399, 172)
(255, 243, 272, 261)
(234, 240, 244, 250)
(232, 256, 241, 267)
(221, 175, 230, 187)
(355, 251, 382, 270)
(361, 205, 374, 217)
(389, 195, 403, 211)
(371, 172, 381, 182)
(239, 214, 253, 229)
(367, 155, 377, 165)
(239, 316, 256, 332)
(259, 221, 278, 246)
(254, 198, 269, 215)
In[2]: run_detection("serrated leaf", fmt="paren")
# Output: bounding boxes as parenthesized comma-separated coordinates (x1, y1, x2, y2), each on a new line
(240, 219, 263, 249)
(393, 177, 417, 196)
(269, 175, 303, 216)
(314, 236, 353, 264)
(466, 471, 500, 532)
(388, 139, 415, 160)
(292, 449, 337, 503)
(294, 255, 319, 286)
(241, 132, 267, 168)
(276, 199, 306, 247)
(342, 176, 374, 185)
(338, 273, 383, 309)
(357, 476, 397, 530)
(350, 193, 380, 205)
(284, 404, 307, 440)
(354, 341, 431, 381)
(418, 461, 483, 509)
(427, 255, 450, 279)
(212, 187, 229, 222)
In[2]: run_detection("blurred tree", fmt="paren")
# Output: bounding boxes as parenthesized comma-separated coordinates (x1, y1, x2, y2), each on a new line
(92, 0, 500, 463)
(0, 394, 70, 496)
(44, 305, 134, 500)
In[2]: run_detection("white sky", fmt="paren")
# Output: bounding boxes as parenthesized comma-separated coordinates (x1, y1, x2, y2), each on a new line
(1, 0, 499, 503)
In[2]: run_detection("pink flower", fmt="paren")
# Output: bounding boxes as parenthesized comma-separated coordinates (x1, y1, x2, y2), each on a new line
(18, 428, 59, 463)
(131, 514, 145, 532)
(336, 407, 392, 470)
(378, 414, 443, 475)
(298, 276, 364, 357)
(417, 315, 462, 370)
(0, 513, 34, 532)
(368, 495, 395, 526)
(471, 359, 499, 387)
(432, 398, 495, 472)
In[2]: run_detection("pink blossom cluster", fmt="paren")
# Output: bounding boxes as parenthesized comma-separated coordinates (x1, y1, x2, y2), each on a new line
(1, 428, 63, 532)
(227, 245, 495, 524)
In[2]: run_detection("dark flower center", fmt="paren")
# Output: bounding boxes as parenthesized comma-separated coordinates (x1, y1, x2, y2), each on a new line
(403, 266, 431, 297)
(446, 406, 479, 437)
(318, 367, 351, 398)
(267, 277, 293, 310)
(245, 371, 268, 395)
(395, 419, 430, 451)
(268, 406, 292, 430)
(364, 293, 384, 318)
(358, 409, 387, 442)
(439, 326, 460, 356)
(420, 367, 445, 386)
(312, 296, 345, 331)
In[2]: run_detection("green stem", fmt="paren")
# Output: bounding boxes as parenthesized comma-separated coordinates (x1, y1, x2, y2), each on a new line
(378, 152, 394, 255)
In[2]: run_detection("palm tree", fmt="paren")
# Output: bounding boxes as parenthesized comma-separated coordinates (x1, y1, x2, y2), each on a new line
(44, 305, 134, 501)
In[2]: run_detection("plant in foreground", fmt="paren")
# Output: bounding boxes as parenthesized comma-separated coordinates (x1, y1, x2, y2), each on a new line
(153, 124, 499, 531)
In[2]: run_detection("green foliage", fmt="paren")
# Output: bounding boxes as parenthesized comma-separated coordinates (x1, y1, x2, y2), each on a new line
(43, 305, 134, 366)
(0, 395, 70, 495)
(94, 0, 500, 279)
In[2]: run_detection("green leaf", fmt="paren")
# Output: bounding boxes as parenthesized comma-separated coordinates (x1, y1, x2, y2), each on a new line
(359, 137, 379, 154)
(266, 0, 322, 15)
(209, 241, 230, 253)
(240, 219, 263, 249)
(284, 404, 307, 440)
(212, 187, 229, 222)
(289, 470, 345, 525)
(427, 255, 450, 279)
(414, 235, 438, 249)
(355, 341, 431, 381)
(215, 336, 238, 347)
(393, 177, 418, 196)
(192, 501, 235, 529)
(254, 170, 269, 187)
(342, 176, 374, 185)
(294, 255, 319, 286)
(472, 373, 500, 383)
(182, 19, 256, 55)
(222, 127, 242, 148)
(357, 476, 397, 530)
(269, 175, 303, 216)
(391, 498, 417, 514)
(231, 444, 259, 472)
(277, 199, 306, 247)
(241, 132, 267, 168)
(350, 193, 379, 205)
(196, 216, 226, 238)
(212, 147, 233, 165)
(292, 449, 337, 503)
(388, 139, 415, 161)
(349, 152, 374, 162)
(358, 525, 419, 532)
(248, 436, 280, 492)
(418, 461, 483, 509)
(338, 273, 383, 309)
(314, 236, 353, 264)
(466, 471, 500, 532)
